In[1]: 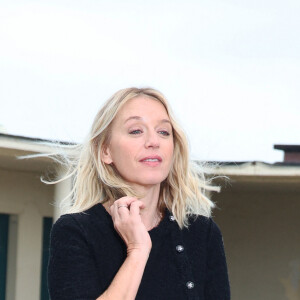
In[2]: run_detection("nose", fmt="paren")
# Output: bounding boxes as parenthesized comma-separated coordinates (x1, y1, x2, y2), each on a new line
(144, 130, 159, 148)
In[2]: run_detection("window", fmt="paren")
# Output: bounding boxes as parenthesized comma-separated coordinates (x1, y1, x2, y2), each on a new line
(40, 217, 53, 300)
(0, 214, 9, 300)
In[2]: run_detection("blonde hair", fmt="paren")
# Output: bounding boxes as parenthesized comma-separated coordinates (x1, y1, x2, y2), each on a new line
(47, 87, 220, 228)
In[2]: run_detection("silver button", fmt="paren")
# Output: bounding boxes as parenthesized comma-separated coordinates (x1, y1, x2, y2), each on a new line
(186, 281, 194, 289)
(176, 245, 184, 252)
(169, 215, 175, 221)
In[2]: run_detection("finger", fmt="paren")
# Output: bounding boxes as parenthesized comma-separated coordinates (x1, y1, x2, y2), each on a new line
(115, 197, 138, 208)
(117, 208, 130, 222)
(114, 197, 137, 214)
(110, 201, 129, 219)
(117, 205, 129, 215)
(114, 197, 137, 220)
(110, 204, 128, 225)
(129, 200, 145, 216)
(110, 197, 132, 212)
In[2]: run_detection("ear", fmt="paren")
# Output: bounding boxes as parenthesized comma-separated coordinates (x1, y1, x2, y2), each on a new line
(101, 144, 113, 165)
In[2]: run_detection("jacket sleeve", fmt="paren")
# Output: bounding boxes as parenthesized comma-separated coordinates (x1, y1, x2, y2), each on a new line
(204, 219, 231, 300)
(48, 214, 102, 300)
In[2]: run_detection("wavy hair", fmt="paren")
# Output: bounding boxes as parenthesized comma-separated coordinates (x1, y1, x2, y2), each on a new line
(46, 87, 220, 228)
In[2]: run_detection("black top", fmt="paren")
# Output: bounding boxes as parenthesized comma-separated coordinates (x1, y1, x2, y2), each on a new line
(48, 203, 230, 300)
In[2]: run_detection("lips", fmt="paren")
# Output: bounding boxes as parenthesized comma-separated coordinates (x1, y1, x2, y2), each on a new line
(139, 156, 162, 167)
(139, 155, 162, 162)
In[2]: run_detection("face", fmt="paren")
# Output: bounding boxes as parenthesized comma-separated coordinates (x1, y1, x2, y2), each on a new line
(102, 96, 174, 189)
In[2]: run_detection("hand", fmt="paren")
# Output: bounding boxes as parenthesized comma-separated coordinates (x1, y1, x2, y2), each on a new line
(110, 197, 152, 256)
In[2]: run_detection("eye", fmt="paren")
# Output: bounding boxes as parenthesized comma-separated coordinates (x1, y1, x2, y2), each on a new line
(129, 129, 143, 135)
(158, 130, 171, 136)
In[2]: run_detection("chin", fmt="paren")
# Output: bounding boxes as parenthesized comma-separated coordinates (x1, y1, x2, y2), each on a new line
(133, 175, 168, 186)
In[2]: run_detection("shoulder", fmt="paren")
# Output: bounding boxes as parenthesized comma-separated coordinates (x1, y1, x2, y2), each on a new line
(186, 214, 216, 233)
(51, 203, 110, 243)
(50, 213, 86, 250)
(187, 215, 226, 256)
(182, 214, 224, 245)
(55, 202, 108, 226)
(48, 207, 104, 299)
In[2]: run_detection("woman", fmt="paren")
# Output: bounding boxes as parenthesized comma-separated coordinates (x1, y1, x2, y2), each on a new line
(48, 87, 230, 299)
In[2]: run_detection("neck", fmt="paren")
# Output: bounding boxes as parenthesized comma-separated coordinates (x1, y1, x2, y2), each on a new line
(103, 183, 163, 230)
(132, 183, 162, 230)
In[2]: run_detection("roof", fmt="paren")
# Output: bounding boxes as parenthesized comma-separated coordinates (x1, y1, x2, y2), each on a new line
(274, 144, 300, 152)
(213, 160, 300, 167)
(0, 133, 74, 146)
(0, 133, 74, 173)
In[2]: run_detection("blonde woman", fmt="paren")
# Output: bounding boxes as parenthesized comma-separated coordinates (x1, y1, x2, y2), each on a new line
(48, 87, 230, 299)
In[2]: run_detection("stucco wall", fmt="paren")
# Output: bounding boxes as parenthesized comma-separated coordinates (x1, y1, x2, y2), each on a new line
(213, 186, 300, 300)
(0, 168, 54, 216)
(0, 168, 54, 300)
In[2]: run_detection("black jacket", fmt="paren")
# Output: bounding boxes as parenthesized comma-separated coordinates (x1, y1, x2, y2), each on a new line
(48, 203, 230, 299)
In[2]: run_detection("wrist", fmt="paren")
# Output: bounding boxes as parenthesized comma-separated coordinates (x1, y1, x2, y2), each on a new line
(127, 247, 151, 259)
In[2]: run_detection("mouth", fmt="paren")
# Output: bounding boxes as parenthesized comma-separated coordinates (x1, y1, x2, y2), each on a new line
(139, 156, 162, 166)
(139, 156, 162, 162)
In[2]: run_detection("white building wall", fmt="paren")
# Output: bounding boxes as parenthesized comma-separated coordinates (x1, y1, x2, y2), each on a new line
(0, 168, 54, 300)
(213, 185, 300, 300)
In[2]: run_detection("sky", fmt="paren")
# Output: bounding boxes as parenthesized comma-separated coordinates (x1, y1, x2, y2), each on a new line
(0, 0, 299, 163)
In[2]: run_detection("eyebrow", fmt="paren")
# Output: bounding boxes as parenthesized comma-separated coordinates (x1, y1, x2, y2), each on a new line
(124, 116, 171, 125)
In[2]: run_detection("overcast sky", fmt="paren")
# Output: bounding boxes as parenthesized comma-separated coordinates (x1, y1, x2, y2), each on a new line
(0, 0, 299, 163)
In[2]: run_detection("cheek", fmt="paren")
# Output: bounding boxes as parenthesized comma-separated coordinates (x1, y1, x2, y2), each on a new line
(166, 142, 174, 159)
(168, 145, 175, 168)
(110, 140, 138, 164)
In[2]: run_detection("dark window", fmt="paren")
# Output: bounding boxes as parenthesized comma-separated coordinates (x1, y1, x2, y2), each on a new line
(0, 213, 9, 300)
(40, 217, 53, 300)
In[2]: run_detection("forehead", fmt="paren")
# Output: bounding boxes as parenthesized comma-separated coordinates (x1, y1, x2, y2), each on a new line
(116, 96, 170, 121)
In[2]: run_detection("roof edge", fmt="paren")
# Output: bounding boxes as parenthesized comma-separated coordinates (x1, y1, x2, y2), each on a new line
(0, 133, 76, 145)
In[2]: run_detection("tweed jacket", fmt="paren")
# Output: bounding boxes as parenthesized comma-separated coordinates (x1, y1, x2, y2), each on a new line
(48, 203, 230, 300)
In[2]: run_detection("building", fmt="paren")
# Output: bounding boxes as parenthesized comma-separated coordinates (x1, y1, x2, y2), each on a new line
(0, 133, 299, 300)
(212, 146, 300, 300)
(0, 134, 71, 300)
